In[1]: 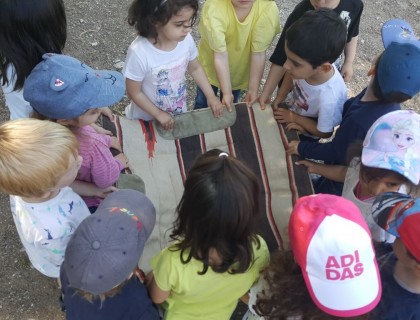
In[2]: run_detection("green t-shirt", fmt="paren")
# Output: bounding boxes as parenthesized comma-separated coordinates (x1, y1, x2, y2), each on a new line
(151, 235, 270, 319)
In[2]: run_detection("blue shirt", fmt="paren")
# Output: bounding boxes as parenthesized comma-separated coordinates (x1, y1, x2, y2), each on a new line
(298, 88, 401, 165)
(61, 266, 159, 320)
(372, 256, 420, 320)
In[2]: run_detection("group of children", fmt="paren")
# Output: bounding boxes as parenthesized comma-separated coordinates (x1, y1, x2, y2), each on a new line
(1, 0, 420, 318)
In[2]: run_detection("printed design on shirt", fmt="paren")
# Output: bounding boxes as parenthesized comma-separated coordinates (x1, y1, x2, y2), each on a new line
(290, 81, 309, 113)
(152, 58, 188, 116)
(340, 11, 351, 29)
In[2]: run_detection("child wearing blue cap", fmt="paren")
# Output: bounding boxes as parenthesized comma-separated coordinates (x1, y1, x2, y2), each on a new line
(24, 54, 130, 212)
(60, 189, 159, 320)
(288, 19, 420, 196)
(371, 192, 420, 319)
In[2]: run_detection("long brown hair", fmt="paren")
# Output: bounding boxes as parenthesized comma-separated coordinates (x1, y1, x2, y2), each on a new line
(170, 149, 262, 275)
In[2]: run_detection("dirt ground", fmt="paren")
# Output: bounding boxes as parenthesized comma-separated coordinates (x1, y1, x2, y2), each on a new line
(0, 0, 419, 319)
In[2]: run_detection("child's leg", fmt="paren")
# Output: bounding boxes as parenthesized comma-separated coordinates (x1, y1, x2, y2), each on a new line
(194, 85, 219, 109)
(231, 89, 241, 103)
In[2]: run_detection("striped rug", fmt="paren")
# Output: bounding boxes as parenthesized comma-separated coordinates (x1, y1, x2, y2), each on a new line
(113, 103, 313, 270)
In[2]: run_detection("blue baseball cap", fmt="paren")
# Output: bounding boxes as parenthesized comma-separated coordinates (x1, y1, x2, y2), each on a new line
(377, 19, 420, 98)
(372, 192, 420, 262)
(24, 53, 125, 119)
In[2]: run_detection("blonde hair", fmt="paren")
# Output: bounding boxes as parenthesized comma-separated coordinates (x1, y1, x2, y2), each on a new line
(0, 118, 78, 197)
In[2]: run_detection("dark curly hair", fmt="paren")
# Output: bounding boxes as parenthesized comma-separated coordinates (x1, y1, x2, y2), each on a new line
(255, 250, 371, 320)
(169, 149, 262, 275)
(128, 0, 198, 43)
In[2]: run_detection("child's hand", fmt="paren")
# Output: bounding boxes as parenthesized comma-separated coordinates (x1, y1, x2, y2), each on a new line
(340, 61, 353, 82)
(258, 93, 270, 110)
(244, 90, 258, 108)
(110, 136, 122, 152)
(286, 140, 300, 156)
(156, 111, 174, 131)
(91, 123, 113, 136)
(100, 107, 114, 122)
(221, 93, 234, 111)
(95, 186, 118, 198)
(286, 122, 307, 135)
(273, 108, 295, 123)
(115, 153, 129, 168)
(295, 159, 318, 174)
(271, 94, 284, 109)
(208, 95, 223, 118)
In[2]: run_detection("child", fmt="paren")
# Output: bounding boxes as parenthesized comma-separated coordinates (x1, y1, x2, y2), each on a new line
(288, 19, 420, 195)
(0, 0, 66, 119)
(271, 9, 348, 140)
(258, 0, 363, 108)
(60, 189, 159, 320)
(147, 149, 269, 319)
(247, 194, 380, 319)
(195, 0, 279, 109)
(0, 118, 90, 278)
(23, 53, 129, 212)
(370, 192, 420, 319)
(297, 110, 420, 246)
(124, 0, 223, 130)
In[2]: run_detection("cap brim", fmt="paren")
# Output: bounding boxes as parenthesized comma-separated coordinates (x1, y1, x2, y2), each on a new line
(382, 19, 417, 48)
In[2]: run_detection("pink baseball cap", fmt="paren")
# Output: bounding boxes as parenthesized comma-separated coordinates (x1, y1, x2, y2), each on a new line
(289, 194, 381, 317)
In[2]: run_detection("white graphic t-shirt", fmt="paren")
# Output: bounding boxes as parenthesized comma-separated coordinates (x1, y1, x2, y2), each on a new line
(123, 34, 198, 120)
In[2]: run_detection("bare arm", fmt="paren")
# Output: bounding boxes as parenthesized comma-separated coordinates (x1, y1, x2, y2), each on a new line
(295, 160, 348, 183)
(341, 36, 358, 82)
(188, 59, 225, 116)
(272, 72, 293, 108)
(245, 51, 266, 107)
(146, 272, 171, 304)
(214, 51, 234, 107)
(259, 63, 286, 109)
(126, 78, 174, 130)
(273, 108, 333, 138)
(70, 180, 117, 198)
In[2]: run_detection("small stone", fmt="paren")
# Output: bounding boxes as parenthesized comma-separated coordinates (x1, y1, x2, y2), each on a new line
(80, 19, 84, 23)
(114, 61, 125, 69)
(91, 41, 98, 46)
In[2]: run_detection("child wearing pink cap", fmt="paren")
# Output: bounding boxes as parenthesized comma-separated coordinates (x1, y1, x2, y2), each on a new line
(244, 194, 380, 319)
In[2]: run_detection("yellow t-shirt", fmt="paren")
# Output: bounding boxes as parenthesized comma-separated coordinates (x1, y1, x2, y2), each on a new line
(197, 0, 280, 90)
(151, 235, 270, 319)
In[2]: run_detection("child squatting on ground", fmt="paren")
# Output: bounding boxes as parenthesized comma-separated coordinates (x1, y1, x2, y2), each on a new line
(23, 54, 130, 212)
(370, 192, 420, 319)
(0, 119, 90, 278)
(124, 0, 224, 131)
(244, 194, 380, 319)
(270, 8, 348, 140)
(60, 189, 159, 320)
(195, 0, 279, 108)
(0, 0, 67, 119)
(288, 18, 420, 196)
(147, 149, 269, 319)
(259, 0, 363, 108)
